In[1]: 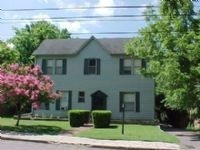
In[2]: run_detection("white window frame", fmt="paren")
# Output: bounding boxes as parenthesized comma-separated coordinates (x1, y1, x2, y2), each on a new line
(55, 59, 63, 74)
(46, 59, 54, 75)
(88, 59, 97, 74)
(122, 58, 142, 75)
(123, 92, 136, 112)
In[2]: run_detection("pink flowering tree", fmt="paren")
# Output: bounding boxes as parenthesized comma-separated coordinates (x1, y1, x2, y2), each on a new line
(0, 64, 59, 126)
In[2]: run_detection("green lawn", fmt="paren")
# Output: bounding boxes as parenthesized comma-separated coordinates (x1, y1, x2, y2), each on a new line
(0, 117, 179, 143)
(78, 124, 179, 143)
(0, 117, 71, 134)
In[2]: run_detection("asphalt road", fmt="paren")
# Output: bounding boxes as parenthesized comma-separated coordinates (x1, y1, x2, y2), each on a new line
(0, 140, 115, 150)
(165, 128, 200, 150)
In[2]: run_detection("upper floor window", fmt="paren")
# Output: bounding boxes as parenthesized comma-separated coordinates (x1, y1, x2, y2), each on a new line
(42, 59, 54, 74)
(42, 59, 66, 75)
(84, 58, 100, 75)
(55, 59, 67, 75)
(123, 59, 132, 74)
(120, 92, 140, 112)
(120, 58, 145, 75)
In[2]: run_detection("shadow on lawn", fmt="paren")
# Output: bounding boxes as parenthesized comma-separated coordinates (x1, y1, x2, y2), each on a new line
(0, 125, 64, 135)
(108, 125, 118, 129)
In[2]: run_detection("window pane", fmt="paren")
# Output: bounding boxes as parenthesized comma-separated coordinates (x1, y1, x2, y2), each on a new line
(134, 59, 141, 67)
(56, 60, 63, 67)
(55, 67, 63, 74)
(88, 59, 97, 74)
(123, 59, 132, 74)
(88, 66, 96, 74)
(47, 67, 53, 74)
(123, 67, 131, 74)
(78, 91, 85, 102)
(79, 91, 85, 97)
(85, 59, 99, 75)
(124, 93, 135, 102)
(125, 102, 135, 111)
(47, 60, 54, 67)
(45, 102, 49, 110)
(123, 93, 136, 111)
(124, 59, 132, 67)
(56, 99, 61, 110)
(55, 59, 64, 74)
(60, 92, 68, 107)
(89, 59, 96, 66)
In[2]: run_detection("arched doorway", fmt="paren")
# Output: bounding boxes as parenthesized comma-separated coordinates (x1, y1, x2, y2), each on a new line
(91, 90, 107, 110)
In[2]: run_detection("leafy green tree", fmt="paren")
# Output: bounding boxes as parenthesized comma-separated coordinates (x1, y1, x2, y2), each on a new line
(11, 21, 71, 64)
(126, 0, 200, 120)
(0, 41, 19, 64)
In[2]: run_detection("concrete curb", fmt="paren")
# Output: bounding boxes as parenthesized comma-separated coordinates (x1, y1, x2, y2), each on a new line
(0, 134, 180, 150)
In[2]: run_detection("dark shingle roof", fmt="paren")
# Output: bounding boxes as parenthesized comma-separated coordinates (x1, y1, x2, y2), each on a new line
(33, 36, 131, 56)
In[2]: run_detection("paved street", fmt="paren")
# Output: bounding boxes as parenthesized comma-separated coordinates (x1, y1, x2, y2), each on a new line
(0, 140, 114, 150)
(165, 128, 200, 150)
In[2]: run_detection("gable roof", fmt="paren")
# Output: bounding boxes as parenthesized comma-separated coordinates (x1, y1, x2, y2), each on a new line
(33, 36, 131, 56)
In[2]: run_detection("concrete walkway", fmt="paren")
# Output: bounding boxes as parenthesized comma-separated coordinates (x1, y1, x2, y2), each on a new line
(0, 132, 180, 150)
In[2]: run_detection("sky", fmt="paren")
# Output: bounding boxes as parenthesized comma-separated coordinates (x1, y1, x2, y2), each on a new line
(0, 0, 159, 41)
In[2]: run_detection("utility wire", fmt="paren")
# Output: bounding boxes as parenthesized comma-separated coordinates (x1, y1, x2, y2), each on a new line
(0, 19, 145, 24)
(0, 5, 159, 11)
(1, 30, 199, 37)
(1, 13, 199, 21)
(72, 32, 139, 35)
(1, 5, 200, 12)
(0, 14, 158, 21)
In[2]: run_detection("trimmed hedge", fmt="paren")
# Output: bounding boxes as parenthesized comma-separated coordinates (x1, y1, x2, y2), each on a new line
(82, 110, 90, 124)
(68, 110, 90, 127)
(92, 110, 112, 128)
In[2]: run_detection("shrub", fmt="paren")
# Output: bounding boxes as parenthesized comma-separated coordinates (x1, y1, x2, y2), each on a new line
(92, 110, 112, 128)
(81, 110, 90, 124)
(68, 110, 90, 127)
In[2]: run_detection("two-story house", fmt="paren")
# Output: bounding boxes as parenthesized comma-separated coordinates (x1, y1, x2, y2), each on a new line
(33, 36, 155, 121)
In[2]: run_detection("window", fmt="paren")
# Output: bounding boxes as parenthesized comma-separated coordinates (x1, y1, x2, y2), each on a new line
(55, 91, 69, 111)
(120, 58, 143, 75)
(88, 59, 96, 74)
(42, 59, 66, 75)
(120, 92, 140, 112)
(55, 98, 61, 110)
(78, 91, 85, 102)
(40, 102, 50, 110)
(55, 59, 66, 74)
(45, 102, 50, 110)
(123, 59, 132, 74)
(84, 58, 100, 75)
(134, 59, 142, 73)
(41, 59, 54, 74)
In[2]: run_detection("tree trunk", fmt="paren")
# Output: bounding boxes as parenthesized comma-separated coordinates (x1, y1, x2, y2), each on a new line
(15, 111, 21, 126)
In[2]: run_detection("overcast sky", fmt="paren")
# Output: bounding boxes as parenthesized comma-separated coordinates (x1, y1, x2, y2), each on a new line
(0, 0, 159, 41)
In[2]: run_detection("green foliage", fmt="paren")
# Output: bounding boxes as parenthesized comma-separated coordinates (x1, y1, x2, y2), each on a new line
(81, 110, 91, 124)
(92, 110, 112, 128)
(68, 110, 90, 127)
(126, 0, 200, 119)
(11, 21, 71, 64)
(0, 41, 19, 64)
